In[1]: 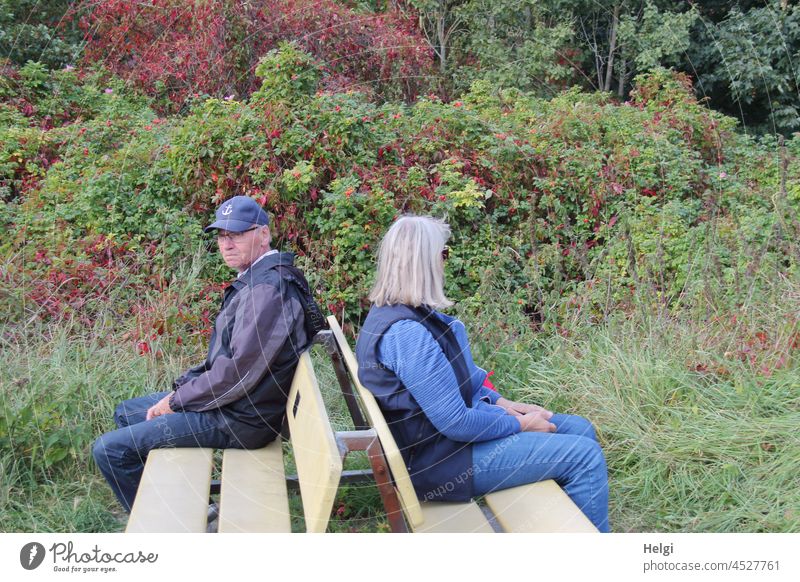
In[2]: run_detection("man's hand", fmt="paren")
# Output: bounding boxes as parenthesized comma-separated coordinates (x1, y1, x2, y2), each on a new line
(517, 409, 557, 433)
(146, 393, 175, 421)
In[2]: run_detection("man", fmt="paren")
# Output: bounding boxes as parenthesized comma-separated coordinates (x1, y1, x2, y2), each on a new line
(92, 196, 311, 512)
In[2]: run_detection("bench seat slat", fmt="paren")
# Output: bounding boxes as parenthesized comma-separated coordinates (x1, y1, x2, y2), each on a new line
(218, 442, 291, 533)
(415, 502, 495, 533)
(126, 448, 214, 533)
(484, 480, 599, 533)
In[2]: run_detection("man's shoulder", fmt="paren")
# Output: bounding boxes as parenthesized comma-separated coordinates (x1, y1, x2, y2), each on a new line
(239, 254, 314, 322)
(246, 252, 303, 286)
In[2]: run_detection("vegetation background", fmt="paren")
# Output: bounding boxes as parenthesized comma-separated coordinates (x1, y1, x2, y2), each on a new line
(1, 0, 798, 532)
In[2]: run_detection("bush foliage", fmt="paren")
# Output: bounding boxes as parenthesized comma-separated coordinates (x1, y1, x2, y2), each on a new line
(75, 0, 433, 111)
(1, 40, 798, 532)
(3, 52, 798, 330)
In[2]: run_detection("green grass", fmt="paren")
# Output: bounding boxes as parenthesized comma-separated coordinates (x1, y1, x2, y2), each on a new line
(2, 274, 798, 532)
(0, 311, 200, 532)
(465, 303, 800, 532)
(537, 327, 796, 532)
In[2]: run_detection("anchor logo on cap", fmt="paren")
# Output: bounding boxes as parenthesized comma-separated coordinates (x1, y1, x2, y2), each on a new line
(222, 203, 233, 216)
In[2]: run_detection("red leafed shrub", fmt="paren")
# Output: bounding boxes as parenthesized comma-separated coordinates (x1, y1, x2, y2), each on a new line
(77, 0, 234, 110)
(20, 235, 145, 322)
(76, 0, 433, 110)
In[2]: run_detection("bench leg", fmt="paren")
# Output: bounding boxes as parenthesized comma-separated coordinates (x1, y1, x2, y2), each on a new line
(336, 430, 408, 533)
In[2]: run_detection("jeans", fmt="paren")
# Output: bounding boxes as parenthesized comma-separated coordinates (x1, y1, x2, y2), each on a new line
(472, 413, 610, 532)
(92, 392, 233, 513)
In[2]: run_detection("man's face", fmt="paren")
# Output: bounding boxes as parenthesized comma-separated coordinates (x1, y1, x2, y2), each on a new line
(216, 225, 271, 272)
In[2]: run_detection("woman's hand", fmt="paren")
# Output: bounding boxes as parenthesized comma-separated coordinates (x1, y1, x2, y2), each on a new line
(508, 401, 552, 417)
(496, 397, 553, 418)
(517, 409, 557, 433)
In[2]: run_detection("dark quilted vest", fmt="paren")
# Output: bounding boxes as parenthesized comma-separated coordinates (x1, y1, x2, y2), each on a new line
(356, 304, 474, 502)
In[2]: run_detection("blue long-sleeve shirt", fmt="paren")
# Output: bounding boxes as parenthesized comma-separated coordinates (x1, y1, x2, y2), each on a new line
(377, 311, 521, 443)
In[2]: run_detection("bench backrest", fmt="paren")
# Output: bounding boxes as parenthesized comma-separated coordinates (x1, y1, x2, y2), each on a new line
(327, 316, 425, 529)
(286, 350, 343, 532)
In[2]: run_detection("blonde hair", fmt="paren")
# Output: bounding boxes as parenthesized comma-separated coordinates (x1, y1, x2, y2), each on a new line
(369, 215, 453, 308)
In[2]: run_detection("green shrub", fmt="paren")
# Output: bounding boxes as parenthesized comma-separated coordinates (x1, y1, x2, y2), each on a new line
(5, 59, 798, 332)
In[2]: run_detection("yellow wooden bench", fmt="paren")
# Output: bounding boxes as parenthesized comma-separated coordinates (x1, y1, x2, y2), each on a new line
(327, 315, 599, 533)
(125, 350, 342, 533)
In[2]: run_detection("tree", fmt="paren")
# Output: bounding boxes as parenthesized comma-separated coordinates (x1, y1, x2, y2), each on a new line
(0, 0, 83, 68)
(76, 0, 434, 111)
(406, 0, 583, 96)
(408, 0, 465, 76)
(450, 0, 578, 95)
(687, 0, 800, 134)
(570, 0, 698, 96)
(406, 0, 698, 99)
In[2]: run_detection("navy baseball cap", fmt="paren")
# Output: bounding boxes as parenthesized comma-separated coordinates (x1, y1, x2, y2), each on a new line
(204, 196, 270, 233)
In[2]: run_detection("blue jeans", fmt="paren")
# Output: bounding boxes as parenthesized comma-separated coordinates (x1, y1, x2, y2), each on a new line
(92, 392, 233, 513)
(472, 414, 610, 532)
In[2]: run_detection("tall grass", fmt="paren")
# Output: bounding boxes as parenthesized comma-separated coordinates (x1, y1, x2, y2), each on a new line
(0, 252, 212, 532)
(522, 321, 797, 532)
(1, 321, 157, 531)
(463, 274, 800, 532)
(2, 235, 797, 533)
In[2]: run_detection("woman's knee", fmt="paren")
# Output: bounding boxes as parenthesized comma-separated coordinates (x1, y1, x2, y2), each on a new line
(554, 414, 597, 440)
(579, 438, 608, 479)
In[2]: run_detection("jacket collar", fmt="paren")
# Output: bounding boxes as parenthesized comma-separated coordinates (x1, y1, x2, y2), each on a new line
(237, 249, 279, 279)
(230, 251, 295, 290)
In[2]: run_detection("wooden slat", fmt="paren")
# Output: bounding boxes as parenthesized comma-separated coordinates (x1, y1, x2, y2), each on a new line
(485, 480, 599, 532)
(218, 443, 291, 533)
(416, 502, 495, 533)
(286, 352, 343, 533)
(126, 448, 213, 533)
(327, 316, 425, 530)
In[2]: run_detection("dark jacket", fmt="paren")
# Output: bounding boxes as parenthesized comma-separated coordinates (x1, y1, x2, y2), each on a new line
(356, 304, 475, 502)
(169, 251, 309, 448)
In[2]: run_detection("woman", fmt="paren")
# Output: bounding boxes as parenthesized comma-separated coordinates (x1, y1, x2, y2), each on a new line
(355, 215, 610, 531)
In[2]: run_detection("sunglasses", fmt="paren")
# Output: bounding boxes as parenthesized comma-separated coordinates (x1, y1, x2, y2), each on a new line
(441, 245, 450, 261)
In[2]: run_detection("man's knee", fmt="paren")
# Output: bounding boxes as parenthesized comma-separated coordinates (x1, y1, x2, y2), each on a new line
(113, 396, 151, 428)
(92, 430, 131, 468)
(92, 433, 112, 470)
(112, 403, 127, 428)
